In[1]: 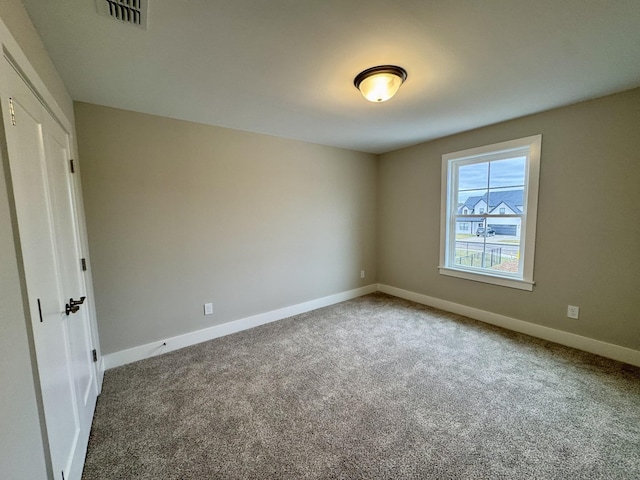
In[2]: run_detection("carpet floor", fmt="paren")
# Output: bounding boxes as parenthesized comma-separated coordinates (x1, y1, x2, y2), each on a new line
(82, 293, 640, 479)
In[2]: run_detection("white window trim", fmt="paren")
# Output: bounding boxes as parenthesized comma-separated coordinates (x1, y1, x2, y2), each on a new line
(438, 135, 542, 291)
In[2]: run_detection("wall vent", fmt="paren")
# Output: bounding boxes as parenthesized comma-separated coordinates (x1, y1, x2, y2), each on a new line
(96, 0, 148, 29)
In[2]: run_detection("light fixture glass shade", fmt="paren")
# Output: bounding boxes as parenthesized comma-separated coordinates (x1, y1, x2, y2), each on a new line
(354, 65, 407, 103)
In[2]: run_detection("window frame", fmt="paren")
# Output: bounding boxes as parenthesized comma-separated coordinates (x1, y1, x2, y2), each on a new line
(438, 135, 542, 291)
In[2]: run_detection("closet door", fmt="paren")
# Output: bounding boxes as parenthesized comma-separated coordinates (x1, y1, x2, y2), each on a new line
(44, 105, 97, 438)
(2, 60, 96, 480)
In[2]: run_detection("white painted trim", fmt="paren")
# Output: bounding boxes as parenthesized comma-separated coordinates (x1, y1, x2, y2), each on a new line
(97, 358, 105, 394)
(377, 284, 640, 367)
(103, 284, 378, 369)
(0, 25, 72, 135)
(438, 266, 534, 291)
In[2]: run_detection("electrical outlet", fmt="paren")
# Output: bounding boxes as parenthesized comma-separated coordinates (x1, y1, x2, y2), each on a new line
(360, 270, 365, 279)
(204, 303, 213, 315)
(567, 305, 579, 319)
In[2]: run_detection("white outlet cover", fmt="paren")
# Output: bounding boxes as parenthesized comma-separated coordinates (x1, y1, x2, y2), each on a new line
(204, 303, 213, 315)
(567, 305, 579, 319)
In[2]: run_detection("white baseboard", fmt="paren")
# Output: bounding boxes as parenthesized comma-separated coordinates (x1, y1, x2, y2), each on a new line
(103, 284, 378, 370)
(378, 284, 640, 367)
(102, 282, 639, 370)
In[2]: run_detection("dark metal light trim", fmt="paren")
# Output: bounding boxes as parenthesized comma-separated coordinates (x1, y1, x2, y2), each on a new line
(353, 65, 408, 90)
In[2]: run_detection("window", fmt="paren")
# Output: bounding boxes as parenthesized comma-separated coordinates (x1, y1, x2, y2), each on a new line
(439, 135, 541, 290)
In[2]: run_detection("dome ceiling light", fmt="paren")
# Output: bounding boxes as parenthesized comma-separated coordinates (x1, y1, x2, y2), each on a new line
(353, 65, 407, 103)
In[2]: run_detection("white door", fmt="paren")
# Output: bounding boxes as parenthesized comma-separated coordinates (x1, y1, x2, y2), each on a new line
(44, 107, 97, 435)
(2, 60, 97, 480)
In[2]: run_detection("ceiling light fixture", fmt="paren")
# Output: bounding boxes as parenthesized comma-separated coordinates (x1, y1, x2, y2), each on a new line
(354, 65, 407, 103)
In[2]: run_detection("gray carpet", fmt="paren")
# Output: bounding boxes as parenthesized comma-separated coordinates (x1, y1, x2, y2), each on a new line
(82, 293, 640, 479)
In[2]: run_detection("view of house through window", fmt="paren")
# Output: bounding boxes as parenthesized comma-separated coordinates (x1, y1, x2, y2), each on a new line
(439, 135, 541, 290)
(456, 156, 524, 273)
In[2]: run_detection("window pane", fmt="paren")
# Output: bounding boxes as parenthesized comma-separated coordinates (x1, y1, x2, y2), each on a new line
(486, 218, 522, 274)
(458, 189, 487, 214)
(454, 221, 522, 274)
(455, 221, 476, 237)
(458, 162, 488, 191)
(453, 236, 485, 268)
(489, 156, 526, 189)
(487, 188, 524, 215)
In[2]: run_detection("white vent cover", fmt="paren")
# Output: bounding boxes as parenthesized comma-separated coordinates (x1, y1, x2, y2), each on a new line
(96, 0, 148, 29)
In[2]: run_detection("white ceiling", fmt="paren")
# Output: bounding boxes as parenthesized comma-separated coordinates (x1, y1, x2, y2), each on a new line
(21, 0, 640, 154)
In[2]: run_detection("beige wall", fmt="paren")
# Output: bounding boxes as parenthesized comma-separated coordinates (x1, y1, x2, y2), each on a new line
(0, 1, 74, 477)
(77, 89, 640, 357)
(379, 88, 640, 351)
(75, 102, 378, 355)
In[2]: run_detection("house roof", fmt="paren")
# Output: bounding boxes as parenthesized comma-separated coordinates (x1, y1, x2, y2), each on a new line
(460, 190, 523, 214)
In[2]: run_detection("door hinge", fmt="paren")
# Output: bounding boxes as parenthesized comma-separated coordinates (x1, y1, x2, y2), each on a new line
(81, 258, 87, 271)
(69, 159, 75, 173)
(92, 349, 98, 362)
(8, 97, 16, 126)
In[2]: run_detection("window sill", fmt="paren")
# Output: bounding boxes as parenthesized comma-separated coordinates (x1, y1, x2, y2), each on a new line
(438, 266, 534, 291)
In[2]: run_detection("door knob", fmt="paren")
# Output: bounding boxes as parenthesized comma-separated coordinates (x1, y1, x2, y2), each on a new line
(65, 296, 86, 316)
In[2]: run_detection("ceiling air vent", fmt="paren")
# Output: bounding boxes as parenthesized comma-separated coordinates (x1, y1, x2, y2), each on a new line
(96, 0, 148, 29)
